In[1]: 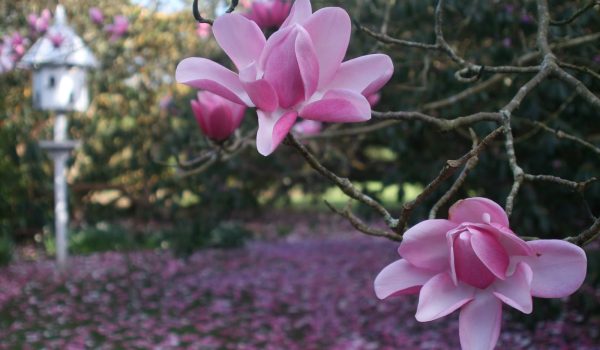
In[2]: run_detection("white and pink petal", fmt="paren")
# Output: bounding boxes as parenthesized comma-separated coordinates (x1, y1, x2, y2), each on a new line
(299, 89, 371, 123)
(492, 262, 533, 314)
(302, 7, 351, 87)
(175, 58, 252, 106)
(374, 259, 435, 299)
(459, 292, 503, 350)
(416, 272, 475, 322)
(325, 54, 394, 95)
(449, 197, 510, 227)
(280, 0, 312, 28)
(398, 219, 455, 271)
(521, 240, 587, 298)
(256, 110, 297, 156)
(213, 14, 266, 70)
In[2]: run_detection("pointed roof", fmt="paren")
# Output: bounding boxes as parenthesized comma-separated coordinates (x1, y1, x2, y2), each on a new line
(20, 5, 98, 68)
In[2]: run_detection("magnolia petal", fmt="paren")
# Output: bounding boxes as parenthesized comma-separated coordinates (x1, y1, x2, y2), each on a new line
(281, 0, 312, 28)
(213, 14, 266, 70)
(244, 79, 278, 112)
(326, 54, 394, 95)
(299, 89, 371, 123)
(175, 57, 252, 106)
(262, 27, 306, 108)
(374, 259, 435, 299)
(416, 272, 474, 322)
(469, 228, 509, 280)
(521, 240, 587, 298)
(256, 110, 298, 156)
(452, 231, 496, 289)
(398, 219, 455, 271)
(191, 100, 210, 135)
(226, 99, 246, 132)
(449, 197, 510, 227)
(492, 262, 533, 314)
(295, 28, 320, 101)
(207, 104, 236, 141)
(240, 65, 279, 112)
(459, 292, 503, 350)
(484, 223, 533, 256)
(302, 7, 351, 87)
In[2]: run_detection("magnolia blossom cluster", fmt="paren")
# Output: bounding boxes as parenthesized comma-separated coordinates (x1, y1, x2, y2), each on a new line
(88, 7, 130, 41)
(375, 197, 587, 350)
(1, 7, 129, 75)
(0, 33, 27, 73)
(177, 0, 393, 155)
(1, 9, 53, 73)
(105, 15, 130, 41)
(27, 9, 52, 34)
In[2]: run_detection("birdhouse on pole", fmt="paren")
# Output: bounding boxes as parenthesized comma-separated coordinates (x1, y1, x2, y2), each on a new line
(19, 5, 97, 271)
(20, 4, 98, 112)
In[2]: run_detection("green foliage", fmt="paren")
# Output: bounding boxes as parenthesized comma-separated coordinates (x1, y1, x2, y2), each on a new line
(165, 219, 252, 257)
(208, 221, 252, 249)
(0, 234, 14, 266)
(44, 223, 136, 255)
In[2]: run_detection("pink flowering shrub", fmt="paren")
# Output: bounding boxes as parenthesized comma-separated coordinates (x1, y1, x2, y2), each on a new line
(374, 197, 587, 350)
(176, 0, 393, 155)
(191, 91, 246, 141)
(89, 7, 104, 25)
(27, 9, 51, 34)
(105, 15, 129, 41)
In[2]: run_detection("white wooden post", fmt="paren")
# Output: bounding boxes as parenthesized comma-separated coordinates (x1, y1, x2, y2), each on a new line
(53, 114, 69, 270)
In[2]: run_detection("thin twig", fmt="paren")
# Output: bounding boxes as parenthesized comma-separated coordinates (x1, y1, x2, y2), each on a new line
(566, 217, 600, 246)
(429, 129, 480, 219)
(285, 134, 399, 228)
(395, 127, 505, 232)
(373, 111, 501, 131)
(324, 201, 402, 241)
(550, 1, 600, 26)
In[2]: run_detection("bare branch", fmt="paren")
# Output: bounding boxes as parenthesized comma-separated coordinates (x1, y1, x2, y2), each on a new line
(552, 67, 600, 109)
(566, 217, 600, 246)
(550, 1, 600, 26)
(558, 61, 600, 82)
(285, 134, 399, 228)
(373, 111, 501, 131)
(395, 127, 505, 232)
(324, 201, 402, 241)
(532, 121, 600, 156)
(429, 129, 481, 219)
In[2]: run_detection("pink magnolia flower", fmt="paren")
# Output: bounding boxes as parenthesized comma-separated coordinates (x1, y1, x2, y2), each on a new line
(196, 23, 212, 39)
(105, 15, 129, 41)
(9, 33, 26, 56)
(48, 32, 65, 48)
(191, 91, 246, 141)
(28, 9, 51, 34)
(176, 0, 393, 155)
(244, 0, 293, 30)
(89, 7, 104, 25)
(0, 44, 15, 73)
(293, 119, 322, 136)
(374, 197, 587, 350)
